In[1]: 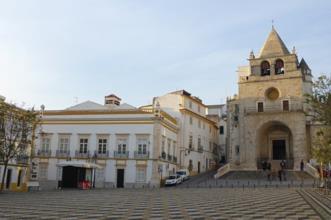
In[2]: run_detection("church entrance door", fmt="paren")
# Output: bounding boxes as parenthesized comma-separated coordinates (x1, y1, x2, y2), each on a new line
(272, 140, 286, 160)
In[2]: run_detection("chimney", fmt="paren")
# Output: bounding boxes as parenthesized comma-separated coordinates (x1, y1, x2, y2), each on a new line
(104, 94, 121, 107)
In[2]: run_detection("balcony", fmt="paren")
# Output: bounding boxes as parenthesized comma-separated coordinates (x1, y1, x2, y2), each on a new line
(173, 156, 177, 163)
(198, 146, 204, 153)
(160, 152, 166, 160)
(16, 155, 29, 164)
(114, 151, 129, 159)
(56, 150, 70, 158)
(75, 150, 90, 158)
(94, 150, 109, 159)
(37, 149, 52, 157)
(134, 151, 149, 159)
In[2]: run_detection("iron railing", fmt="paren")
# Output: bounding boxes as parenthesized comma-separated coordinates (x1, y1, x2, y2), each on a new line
(37, 149, 52, 157)
(94, 150, 109, 158)
(173, 156, 177, 163)
(198, 146, 204, 153)
(16, 155, 29, 164)
(134, 151, 149, 159)
(114, 151, 129, 158)
(56, 150, 70, 157)
(75, 150, 90, 158)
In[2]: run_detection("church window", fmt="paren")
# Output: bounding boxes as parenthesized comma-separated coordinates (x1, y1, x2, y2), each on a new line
(189, 135, 193, 149)
(235, 145, 240, 155)
(257, 102, 264, 112)
(282, 100, 289, 111)
(189, 101, 192, 109)
(275, 59, 284, 74)
(220, 126, 224, 135)
(261, 61, 270, 76)
(265, 87, 279, 100)
(79, 138, 88, 153)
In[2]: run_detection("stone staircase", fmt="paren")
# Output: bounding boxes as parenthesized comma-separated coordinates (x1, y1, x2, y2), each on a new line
(220, 170, 313, 181)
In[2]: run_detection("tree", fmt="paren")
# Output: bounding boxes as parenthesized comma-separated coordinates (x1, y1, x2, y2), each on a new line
(306, 74, 331, 183)
(312, 129, 331, 182)
(0, 100, 38, 192)
(306, 75, 331, 126)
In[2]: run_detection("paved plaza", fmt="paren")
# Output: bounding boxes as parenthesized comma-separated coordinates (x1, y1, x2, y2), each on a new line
(1, 187, 331, 219)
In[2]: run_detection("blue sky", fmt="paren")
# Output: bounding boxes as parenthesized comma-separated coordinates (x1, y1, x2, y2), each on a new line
(0, 0, 330, 110)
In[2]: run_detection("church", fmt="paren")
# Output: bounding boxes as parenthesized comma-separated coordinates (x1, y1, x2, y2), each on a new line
(226, 26, 314, 171)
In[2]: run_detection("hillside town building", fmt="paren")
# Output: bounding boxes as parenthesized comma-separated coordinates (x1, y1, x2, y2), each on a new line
(154, 90, 219, 175)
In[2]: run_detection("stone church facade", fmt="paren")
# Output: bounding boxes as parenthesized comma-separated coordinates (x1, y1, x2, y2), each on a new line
(227, 27, 313, 171)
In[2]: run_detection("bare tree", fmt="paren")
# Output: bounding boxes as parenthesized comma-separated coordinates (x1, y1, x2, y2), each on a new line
(0, 100, 38, 192)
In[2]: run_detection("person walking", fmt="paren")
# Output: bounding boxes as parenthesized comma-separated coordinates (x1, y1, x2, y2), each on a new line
(280, 160, 287, 181)
(267, 161, 271, 181)
(278, 169, 282, 181)
(300, 159, 304, 171)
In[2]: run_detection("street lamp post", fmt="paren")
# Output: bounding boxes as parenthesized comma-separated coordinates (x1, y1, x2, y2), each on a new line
(27, 104, 45, 191)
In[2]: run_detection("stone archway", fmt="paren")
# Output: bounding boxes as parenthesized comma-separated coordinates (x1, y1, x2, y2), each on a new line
(256, 121, 294, 170)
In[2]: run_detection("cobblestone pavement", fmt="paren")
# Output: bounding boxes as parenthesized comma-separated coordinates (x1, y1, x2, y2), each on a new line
(0, 188, 327, 219)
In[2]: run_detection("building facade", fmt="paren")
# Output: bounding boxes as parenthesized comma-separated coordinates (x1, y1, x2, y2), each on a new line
(206, 104, 227, 163)
(155, 90, 219, 175)
(35, 95, 179, 189)
(227, 27, 313, 171)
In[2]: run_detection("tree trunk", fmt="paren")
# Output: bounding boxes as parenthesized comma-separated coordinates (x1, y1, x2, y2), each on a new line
(0, 161, 8, 192)
(320, 161, 324, 188)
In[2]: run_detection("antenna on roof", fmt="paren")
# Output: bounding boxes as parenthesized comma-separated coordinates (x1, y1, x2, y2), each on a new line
(271, 19, 275, 29)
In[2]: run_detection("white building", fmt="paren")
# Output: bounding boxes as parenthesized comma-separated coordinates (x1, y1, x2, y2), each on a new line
(35, 94, 179, 189)
(206, 104, 227, 163)
(154, 90, 219, 175)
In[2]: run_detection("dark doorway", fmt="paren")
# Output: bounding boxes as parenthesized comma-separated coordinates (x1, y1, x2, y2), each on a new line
(272, 140, 286, 160)
(6, 169, 12, 189)
(62, 166, 86, 188)
(117, 169, 124, 188)
(17, 170, 22, 187)
(197, 162, 201, 174)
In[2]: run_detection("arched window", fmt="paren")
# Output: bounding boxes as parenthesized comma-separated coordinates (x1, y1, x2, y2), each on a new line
(261, 61, 270, 76)
(275, 59, 284, 75)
